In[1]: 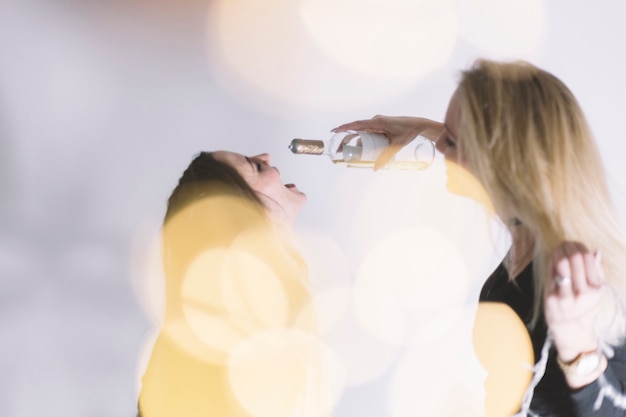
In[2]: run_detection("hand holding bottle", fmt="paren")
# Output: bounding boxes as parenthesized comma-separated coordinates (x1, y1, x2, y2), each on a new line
(331, 115, 444, 170)
(290, 129, 435, 170)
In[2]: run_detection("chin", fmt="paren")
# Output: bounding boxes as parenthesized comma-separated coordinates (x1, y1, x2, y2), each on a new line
(291, 192, 307, 207)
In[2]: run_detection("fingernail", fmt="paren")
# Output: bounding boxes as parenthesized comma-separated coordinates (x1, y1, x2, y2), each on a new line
(594, 249, 602, 267)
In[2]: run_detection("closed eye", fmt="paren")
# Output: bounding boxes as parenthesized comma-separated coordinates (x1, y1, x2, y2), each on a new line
(245, 156, 263, 173)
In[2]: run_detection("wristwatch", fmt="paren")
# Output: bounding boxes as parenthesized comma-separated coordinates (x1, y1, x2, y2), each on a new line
(557, 350, 604, 376)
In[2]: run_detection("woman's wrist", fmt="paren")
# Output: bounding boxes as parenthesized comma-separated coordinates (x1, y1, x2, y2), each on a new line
(550, 326, 607, 388)
(558, 351, 607, 390)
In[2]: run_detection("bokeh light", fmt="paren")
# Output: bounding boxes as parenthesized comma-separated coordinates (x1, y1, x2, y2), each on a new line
(443, 160, 495, 215)
(472, 302, 534, 417)
(388, 300, 533, 417)
(163, 193, 323, 364)
(389, 332, 486, 417)
(458, 0, 546, 58)
(134, 326, 161, 398)
(299, 0, 458, 79)
(324, 307, 402, 386)
(206, 0, 457, 114)
(351, 169, 447, 252)
(205, 0, 549, 115)
(294, 229, 352, 334)
(181, 247, 289, 363)
(293, 228, 403, 387)
(346, 167, 496, 348)
(139, 192, 338, 414)
(353, 227, 469, 346)
(228, 328, 345, 417)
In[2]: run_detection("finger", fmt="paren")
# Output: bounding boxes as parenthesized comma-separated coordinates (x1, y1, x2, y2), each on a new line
(332, 119, 381, 133)
(331, 122, 360, 133)
(586, 249, 605, 288)
(564, 242, 589, 296)
(552, 244, 573, 296)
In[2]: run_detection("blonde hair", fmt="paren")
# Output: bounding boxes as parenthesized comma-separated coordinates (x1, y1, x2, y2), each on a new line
(456, 59, 626, 344)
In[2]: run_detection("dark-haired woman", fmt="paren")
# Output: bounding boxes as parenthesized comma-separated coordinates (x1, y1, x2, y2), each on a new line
(137, 151, 332, 417)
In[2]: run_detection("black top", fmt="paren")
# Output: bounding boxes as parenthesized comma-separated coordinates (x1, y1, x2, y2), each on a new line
(480, 262, 626, 416)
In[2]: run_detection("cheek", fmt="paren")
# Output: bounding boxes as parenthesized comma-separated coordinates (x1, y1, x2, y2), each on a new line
(255, 172, 284, 196)
(443, 147, 458, 164)
(444, 146, 470, 171)
(267, 170, 284, 190)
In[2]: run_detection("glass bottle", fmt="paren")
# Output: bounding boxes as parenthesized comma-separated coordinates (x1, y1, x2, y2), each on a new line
(288, 130, 435, 170)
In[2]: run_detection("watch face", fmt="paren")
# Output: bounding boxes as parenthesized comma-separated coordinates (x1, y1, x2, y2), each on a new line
(576, 353, 601, 375)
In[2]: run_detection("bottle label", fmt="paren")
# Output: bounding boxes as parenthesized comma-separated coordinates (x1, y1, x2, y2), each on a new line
(359, 131, 389, 161)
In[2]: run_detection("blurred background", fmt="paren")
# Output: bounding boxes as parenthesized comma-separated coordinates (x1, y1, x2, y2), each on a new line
(2, 0, 626, 416)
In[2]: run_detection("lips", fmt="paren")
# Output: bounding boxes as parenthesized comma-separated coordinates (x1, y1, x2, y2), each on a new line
(285, 183, 295, 188)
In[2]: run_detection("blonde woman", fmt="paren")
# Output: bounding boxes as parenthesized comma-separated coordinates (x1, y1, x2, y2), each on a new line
(334, 60, 626, 416)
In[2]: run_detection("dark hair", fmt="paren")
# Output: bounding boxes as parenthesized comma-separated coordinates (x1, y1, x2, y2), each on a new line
(165, 151, 264, 224)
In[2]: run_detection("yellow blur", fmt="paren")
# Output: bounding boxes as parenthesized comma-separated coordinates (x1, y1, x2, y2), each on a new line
(473, 302, 534, 417)
(138, 194, 334, 417)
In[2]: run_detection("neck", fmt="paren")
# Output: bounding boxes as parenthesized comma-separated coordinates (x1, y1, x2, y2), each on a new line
(258, 194, 297, 229)
(507, 222, 535, 279)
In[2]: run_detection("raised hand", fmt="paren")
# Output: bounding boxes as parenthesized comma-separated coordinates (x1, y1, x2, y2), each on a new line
(544, 241, 608, 388)
(332, 115, 442, 170)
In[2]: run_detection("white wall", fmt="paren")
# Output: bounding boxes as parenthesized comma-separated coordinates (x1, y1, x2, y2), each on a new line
(1, 0, 625, 416)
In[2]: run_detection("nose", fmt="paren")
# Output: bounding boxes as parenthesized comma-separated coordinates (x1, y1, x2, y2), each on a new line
(253, 153, 271, 164)
(434, 132, 446, 154)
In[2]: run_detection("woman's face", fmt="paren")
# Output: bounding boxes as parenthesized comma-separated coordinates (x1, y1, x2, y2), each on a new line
(434, 90, 493, 210)
(212, 151, 307, 225)
(435, 89, 465, 168)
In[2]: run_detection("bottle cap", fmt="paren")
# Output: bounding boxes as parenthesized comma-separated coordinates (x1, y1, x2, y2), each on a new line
(289, 139, 325, 155)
